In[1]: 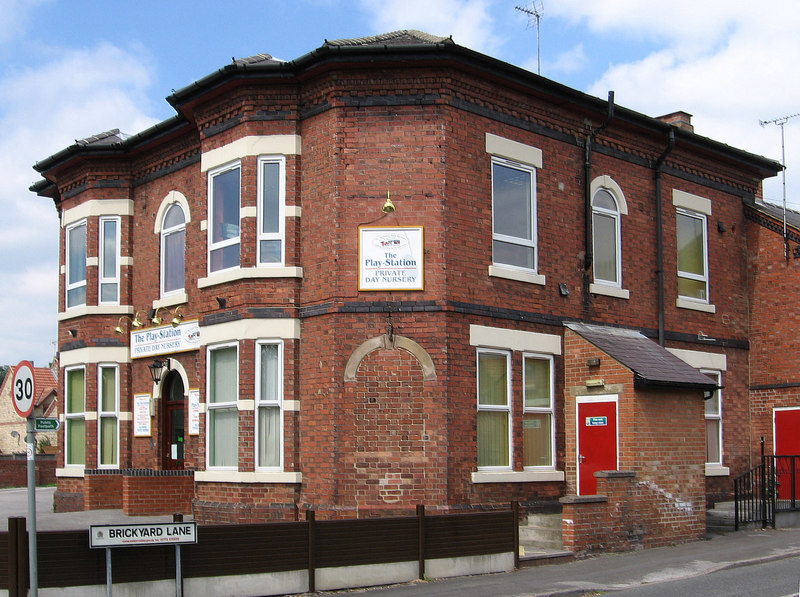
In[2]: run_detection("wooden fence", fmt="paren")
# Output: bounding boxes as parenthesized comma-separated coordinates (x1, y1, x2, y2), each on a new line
(3, 504, 519, 596)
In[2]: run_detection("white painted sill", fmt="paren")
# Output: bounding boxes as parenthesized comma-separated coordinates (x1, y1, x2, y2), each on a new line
(471, 470, 565, 483)
(488, 265, 546, 286)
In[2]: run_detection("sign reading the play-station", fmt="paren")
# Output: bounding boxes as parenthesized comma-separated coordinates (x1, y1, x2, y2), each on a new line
(130, 320, 200, 360)
(90, 522, 197, 548)
(358, 226, 424, 291)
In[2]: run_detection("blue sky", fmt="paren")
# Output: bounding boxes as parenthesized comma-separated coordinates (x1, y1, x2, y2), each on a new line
(2, 0, 799, 368)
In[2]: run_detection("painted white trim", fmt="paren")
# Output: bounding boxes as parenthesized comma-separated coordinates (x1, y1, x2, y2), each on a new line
(59, 346, 131, 366)
(286, 205, 302, 218)
(86, 256, 99, 267)
(673, 189, 712, 215)
(590, 175, 628, 215)
(488, 265, 545, 286)
(152, 292, 188, 309)
(705, 464, 730, 477)
(470, 325, 561, 355)
(485, 133, 543, 168)
(576, 394, 619, 496)
(194, 471, 302, 483)
(589, 283, 630, 299)
(61, 199, 133, 226)
(284, 400, 300, 412)
(55, 467, 85, 478)
(241, 205, 257, 219)
(773, 406, 800, 455)
(676, 297, 716, 313)
(667, 348, 727, 371)
(201, 135, 302, 172)
(237, 400, 255, 410)
(197, 266, 303, 288)
(119, 412, 133, 421)
(153, 191, 191, 233)
(200, 318, 301, 345)
(471, 470, 565, 483)
(59, 305, 134, 321)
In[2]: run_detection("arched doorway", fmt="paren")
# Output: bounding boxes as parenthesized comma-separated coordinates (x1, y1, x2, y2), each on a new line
(162, 370, 185, 470)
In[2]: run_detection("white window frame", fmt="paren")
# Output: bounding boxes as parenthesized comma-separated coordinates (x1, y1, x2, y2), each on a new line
(592, 190, 622, 288)
(97, 364, 119, 469)
(676, 207, 710, 304)
(65, 219, 87, 309)
(98, 216, 120, 305)
(160, 203, 186, 297)
(64, 365, 86, 467)
(255, 340, 284, 471)
(206, 342, 239, 470)
(207, 162, 241, 274)
(476, 348, 513, 471)
(522, 353, 556, 470)
(702, 369, 723, 467)
(257, 155, 286, 267)
(491, 156, 538, 274)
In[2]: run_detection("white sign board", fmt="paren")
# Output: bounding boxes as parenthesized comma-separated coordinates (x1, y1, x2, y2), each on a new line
(359, 226, 424, 291)
(90, 522, 197, 548)
(12, 360, 36, 418)
(130, 320, 201, 359)
(188, 389, 200, 435)
(133, 394, 152, 437)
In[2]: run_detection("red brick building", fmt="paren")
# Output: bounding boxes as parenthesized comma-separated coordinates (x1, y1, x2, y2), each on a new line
(32, 31, 782, 549)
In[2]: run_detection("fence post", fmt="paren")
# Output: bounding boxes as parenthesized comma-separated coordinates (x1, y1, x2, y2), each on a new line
(8, 517, 22, 597)
(306, 510, 315, 593)
(761, 436, 767, 529)
(416, 505, 425, 580)
(511, 502, 520, 570)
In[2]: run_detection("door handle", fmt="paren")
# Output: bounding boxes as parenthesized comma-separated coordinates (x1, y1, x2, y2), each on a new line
(579, 454, 586, 463)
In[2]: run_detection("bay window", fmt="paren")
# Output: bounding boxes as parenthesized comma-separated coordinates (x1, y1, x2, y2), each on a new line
(65, 366, 86, 466)
(98, 364, 119, 468)
(207, 343, 238, 468)
(65, 220, 87, 308)
(98, 216, 120, 304)
(208, 163, 241, 273)
(256, 341, 283, 469)
(258, 156, 285, 265)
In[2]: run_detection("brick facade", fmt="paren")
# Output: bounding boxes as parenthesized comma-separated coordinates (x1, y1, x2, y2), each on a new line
(32, 31, 784, 551)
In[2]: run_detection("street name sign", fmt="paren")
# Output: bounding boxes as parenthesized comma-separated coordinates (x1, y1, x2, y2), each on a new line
(90, 522, 198, 548)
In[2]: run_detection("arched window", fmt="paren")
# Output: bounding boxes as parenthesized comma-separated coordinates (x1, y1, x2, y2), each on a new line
(591, 184, 624, 288)
(161, 203, 186, 296)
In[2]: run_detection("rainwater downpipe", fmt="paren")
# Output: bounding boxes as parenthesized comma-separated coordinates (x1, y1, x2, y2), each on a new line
(584, 92, 615, 303)
(654, 130, 675, 347)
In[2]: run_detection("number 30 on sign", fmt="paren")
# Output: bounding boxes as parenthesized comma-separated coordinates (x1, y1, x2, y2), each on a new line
(12, 360, 36, 418)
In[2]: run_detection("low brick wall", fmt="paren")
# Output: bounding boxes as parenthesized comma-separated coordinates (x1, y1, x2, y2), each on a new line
(122, 470, 194, 515)
(561, 470, 706, 556)
(0, 454, 56, 488)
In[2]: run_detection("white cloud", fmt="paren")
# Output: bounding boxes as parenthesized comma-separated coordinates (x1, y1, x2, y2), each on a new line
(0, 0, 51, 45)
(0, 42, 158, 366)
(546, 43, 587, 75)
(358, 0, 503, 56)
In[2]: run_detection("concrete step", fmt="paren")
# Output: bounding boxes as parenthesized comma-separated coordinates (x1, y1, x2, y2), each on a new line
(519, 511, 563, 552)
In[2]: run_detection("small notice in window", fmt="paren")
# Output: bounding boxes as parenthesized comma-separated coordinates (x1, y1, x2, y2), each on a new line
(188, 389, 200, 435)
(134, 394, 151, 437)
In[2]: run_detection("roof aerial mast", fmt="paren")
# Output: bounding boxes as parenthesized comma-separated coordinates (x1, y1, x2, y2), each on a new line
(516, 1, 544, 75)
(759, 112, 800, 259)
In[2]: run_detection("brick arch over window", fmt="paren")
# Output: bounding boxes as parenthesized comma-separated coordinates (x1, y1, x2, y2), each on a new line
(344, 334, 437, 382)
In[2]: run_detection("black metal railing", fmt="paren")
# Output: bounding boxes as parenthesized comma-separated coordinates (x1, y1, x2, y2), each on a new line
(734, 439, 800, 530)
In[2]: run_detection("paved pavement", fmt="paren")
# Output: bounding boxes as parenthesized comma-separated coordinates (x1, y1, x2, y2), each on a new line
(0, 486, 187, 531)
(2, 487, 800, 596)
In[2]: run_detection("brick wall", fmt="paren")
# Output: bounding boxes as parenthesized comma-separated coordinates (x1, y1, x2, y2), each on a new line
(0, 454, 56, 488)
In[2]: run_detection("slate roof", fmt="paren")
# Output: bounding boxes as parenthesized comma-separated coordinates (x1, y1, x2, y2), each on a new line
(565, 322, 718, 391)
(324, 30, 451, 48)
(75, 129, 130, 147)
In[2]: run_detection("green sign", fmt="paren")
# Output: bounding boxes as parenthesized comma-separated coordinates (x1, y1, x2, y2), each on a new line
(34, 418, 60, 432)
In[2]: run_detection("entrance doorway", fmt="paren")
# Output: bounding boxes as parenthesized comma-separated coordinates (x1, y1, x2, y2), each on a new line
(774, 408, 800, 501)
(162, 370, 185, 470)
(577, 396, 618, 495)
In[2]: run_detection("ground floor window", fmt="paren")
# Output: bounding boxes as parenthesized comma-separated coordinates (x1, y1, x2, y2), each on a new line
(703, 370, 722, 465)
(65, 366, 86, 466)
(256, 340, 283, 469)
(207, 343, 239, 468)
(523, 354, 554, 468)
(477, 349, 511, 469)
(98, 364, 119, 467)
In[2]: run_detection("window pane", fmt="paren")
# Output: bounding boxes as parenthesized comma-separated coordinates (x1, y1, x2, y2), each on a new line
(258, 406, 280, 468)
(209, 408, 238, 467)
(677, 212, 705, 277)
(706, 419, 721, 463)
(524, 357, 550, 408)
(261, 161, 280, 234)
(66, 419, 85, 465)
(68, 223, 87, 285)
(523, 412, 552, 467)
(66, 369, 84, 413)
(101, 219, 117, 278)
(478, 353, 507, 406)
(493, 162, 532, 241)
(678, 277, 707, 300)
(593, 212, 618, 283)
(100, 367, 116, 412)
(100, 283, 118, 303)
(164, 228, 186, 293)
(67, 286, 86, 308)
(212, 168, 240, 243)
(478, 411, 509, 467)
(99, 417, 117, 465)
(164, 204, 185, 229)
(210, 347, 237, 404)
(260, 240, 281, 264)
(592, 189, 616, 211)
(493, 240, 535, 270)
(210, 244, 240, 272)
(705, 393, 720, 416)
(259, 344, 279, 402)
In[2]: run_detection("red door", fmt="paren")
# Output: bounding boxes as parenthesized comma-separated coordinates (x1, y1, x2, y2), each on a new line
(774, 409, 800, 500)
(578, 399, 618, 495)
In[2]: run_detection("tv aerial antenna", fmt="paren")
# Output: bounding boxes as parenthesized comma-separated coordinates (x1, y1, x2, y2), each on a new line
(516, 1, 543, 75)
(760, 112, 800, 258)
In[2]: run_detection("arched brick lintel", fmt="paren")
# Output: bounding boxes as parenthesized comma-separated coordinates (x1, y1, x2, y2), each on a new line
(344, 334, 437, 382)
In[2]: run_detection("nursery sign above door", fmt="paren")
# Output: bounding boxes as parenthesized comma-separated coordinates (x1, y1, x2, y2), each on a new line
(358, 226, 424, 291)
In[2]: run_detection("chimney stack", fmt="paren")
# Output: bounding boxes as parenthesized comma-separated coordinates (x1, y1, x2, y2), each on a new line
(657, 111, 693, 133)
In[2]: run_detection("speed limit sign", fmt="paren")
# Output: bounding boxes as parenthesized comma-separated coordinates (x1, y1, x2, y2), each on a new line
(12, 360, 36, 418)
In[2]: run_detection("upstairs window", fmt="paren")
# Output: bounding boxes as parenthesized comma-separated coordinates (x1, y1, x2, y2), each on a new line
(208, 163, 240, 273)
(65, 220, 87, 308)
(676, 208, 709, 302)
(592, 189, 622, 287)
(492, 157, 537, 272)
(258, 156, 286, 266)
(161, 203, 186, 295)
(98, 216, 120, 304)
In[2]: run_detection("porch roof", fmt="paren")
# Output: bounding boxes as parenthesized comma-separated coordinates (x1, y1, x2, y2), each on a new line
(564, 322, 718, 391)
